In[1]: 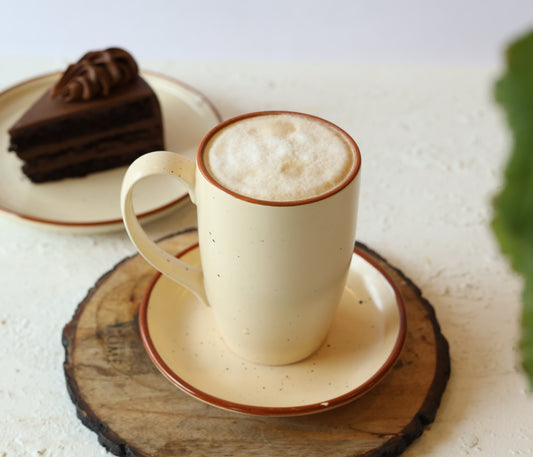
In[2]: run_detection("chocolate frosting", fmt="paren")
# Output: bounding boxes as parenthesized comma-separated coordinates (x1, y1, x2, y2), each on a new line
(50, 47, 139, 102)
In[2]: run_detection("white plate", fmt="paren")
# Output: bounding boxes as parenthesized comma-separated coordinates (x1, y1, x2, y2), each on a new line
(139, 244, 407, 416)
(0, 71, 222, 233)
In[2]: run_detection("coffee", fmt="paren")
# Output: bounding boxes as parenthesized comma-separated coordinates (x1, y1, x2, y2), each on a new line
(203, 113, 355, 202)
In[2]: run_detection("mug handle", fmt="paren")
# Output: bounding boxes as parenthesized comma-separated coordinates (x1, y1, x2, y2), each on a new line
(120, 150, 208, 305)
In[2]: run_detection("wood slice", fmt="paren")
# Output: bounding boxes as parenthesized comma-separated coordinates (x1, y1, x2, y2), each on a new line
(62, 229, 450, 457)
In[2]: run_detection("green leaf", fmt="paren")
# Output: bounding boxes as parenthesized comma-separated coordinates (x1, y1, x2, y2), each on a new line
(493, 29, 533, 388)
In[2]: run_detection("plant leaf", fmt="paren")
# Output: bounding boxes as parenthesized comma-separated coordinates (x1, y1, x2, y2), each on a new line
(493, 29, 533, 388)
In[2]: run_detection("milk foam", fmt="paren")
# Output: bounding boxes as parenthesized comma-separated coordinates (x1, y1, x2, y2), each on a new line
(204, 114, 355, 201)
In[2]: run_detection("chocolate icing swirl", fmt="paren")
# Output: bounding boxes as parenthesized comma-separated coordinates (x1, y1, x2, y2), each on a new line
(51, 48, 139, 102)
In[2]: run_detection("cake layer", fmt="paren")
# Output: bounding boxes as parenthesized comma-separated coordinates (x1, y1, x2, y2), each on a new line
(13, 119, 162, 161)
(21, 134, 163, 182)
(22, 146, 161, 183)
(9, 77, 156, 132)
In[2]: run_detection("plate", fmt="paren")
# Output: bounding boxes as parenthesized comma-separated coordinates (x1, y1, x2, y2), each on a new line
(139, 244, 407, 416)
(0, 71, 222, 233)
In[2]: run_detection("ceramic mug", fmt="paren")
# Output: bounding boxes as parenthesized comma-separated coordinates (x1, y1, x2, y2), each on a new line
(121, 111, 361, 365)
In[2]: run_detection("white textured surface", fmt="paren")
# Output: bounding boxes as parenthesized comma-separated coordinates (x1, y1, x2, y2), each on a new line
(1, 58, 532, 456)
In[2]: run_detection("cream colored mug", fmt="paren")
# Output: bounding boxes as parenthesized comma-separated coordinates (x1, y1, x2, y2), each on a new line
(121, 111, 361, 365)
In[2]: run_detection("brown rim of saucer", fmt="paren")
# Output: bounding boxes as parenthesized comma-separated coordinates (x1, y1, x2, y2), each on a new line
(196, 111, 362, 207)
(138, 243, 407, 417)
(0, 70, 222, 228)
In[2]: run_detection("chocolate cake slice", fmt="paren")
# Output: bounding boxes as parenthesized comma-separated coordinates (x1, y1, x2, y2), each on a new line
(8, 48, 164, 183)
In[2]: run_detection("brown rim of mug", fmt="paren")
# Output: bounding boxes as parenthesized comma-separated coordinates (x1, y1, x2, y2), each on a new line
(138, 243, 407, 417)
(196, 111, 362, 207)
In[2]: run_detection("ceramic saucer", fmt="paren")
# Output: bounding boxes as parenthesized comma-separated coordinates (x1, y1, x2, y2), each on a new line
(0, 71, 221, 233)
(139, 244, 407, 416)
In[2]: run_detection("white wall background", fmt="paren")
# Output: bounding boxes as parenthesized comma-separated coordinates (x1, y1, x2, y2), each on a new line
(1, 0, 532, 66)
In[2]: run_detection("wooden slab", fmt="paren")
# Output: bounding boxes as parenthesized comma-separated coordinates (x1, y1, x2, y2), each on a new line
(62, 229, 450, 457)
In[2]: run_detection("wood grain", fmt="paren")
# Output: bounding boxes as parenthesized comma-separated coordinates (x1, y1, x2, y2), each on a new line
(62, 229, 450, 457)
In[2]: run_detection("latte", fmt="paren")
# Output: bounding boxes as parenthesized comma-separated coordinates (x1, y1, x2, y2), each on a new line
(203, 113, 356, 202)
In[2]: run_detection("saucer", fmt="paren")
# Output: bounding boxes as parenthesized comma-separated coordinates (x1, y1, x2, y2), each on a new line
(0, 71, 221, 233)
(139, 244, 407, 416)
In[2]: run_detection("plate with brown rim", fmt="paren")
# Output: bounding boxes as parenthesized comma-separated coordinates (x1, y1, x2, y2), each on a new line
(0, 71, 221, 233)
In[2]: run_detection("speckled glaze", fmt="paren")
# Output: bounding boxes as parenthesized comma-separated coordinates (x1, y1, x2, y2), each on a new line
(121, 111, 361, 365)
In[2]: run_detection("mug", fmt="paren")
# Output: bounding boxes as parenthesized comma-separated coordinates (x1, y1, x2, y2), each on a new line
(121, 111, 361, 365)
